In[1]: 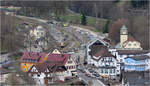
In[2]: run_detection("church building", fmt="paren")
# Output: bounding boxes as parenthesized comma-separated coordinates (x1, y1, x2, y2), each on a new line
(120, 25, 142, 50)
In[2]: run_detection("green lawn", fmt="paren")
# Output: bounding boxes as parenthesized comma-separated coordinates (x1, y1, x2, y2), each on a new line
(59, 13, 108, 29)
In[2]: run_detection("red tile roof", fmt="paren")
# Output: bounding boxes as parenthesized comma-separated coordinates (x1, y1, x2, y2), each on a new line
(19, 52, 46, 63)
(46, 54, 70, 66)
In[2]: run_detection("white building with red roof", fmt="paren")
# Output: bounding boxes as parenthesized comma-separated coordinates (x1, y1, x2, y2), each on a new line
(26, 49, 77, 85)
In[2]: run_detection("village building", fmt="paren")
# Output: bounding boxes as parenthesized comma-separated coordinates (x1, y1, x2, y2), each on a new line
(28, 63, 67, 85)
(19, 49, 77, 84)
(19, 52, 46, 72)
(116, 25, 142, 50)
(109, 49, 149, 63)
(35, 37, 48, 50)
(30, 25, 46, 39)
(46, 50, 77, 77)
(96, 49, 120, 77)
(108, 25, 149, 63)
(90, 47, 120, 77)
(124, 55, 150, 72)
(86, 39, 120, 77)
(86, 38, 109, 64)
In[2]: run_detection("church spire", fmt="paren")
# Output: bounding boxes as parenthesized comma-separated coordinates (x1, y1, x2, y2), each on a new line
(121, 25, 127, 30)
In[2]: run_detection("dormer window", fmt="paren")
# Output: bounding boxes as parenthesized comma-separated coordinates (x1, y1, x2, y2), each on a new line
(128, 43, 131, 46)
(134, 43, 136, 46)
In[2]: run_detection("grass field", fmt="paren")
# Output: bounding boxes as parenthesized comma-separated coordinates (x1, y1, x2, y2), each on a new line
(59, 12, 108, 32)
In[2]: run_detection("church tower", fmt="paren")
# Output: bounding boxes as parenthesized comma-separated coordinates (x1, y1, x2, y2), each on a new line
(120, 25, 128, 47)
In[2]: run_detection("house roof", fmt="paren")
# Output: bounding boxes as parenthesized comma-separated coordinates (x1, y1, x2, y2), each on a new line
(117, 50, 149, 55)
(94, 48, 114, 57)
(0, 67, 9, 75)
(91, 47, 115, 61)
(123, 35, 137, 47)
(34, 63, 56, 73)
(46, 53, 70, 66)
(126, 55, 150, 61)
(98, 66, 116, 69)
(29, 62, 67, 73)
(19, 52, 46, 63)
(121, 25, 127, 30)
(90, 45, 107, 56)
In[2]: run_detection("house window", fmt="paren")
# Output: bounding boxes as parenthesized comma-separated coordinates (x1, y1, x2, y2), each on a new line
(101, 69, 103, 73)
(110, 69, 112, 74)
(37, 74, 40, 77)
(117, 64, 119, 67)
(113, 69, 115, 73)
(105, 69, 108, 74)
(134, 43, 136, 46)
(68, 61, 72, 64)
(120, 59, 123, 62)
(128, 43, 131, 46)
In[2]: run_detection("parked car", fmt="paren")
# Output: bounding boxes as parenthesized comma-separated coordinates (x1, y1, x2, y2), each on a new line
(85, 73, 91, 77)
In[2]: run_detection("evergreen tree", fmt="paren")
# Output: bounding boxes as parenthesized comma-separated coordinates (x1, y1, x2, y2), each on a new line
(103, 20, 110, 33)
(81, 12, 87, 25)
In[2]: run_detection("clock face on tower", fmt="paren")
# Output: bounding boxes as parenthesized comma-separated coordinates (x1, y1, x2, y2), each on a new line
(121, 30, 127, 35)
(123, 31, 127, 34)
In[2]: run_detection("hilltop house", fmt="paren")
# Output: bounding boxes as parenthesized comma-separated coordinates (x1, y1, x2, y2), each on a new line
(124, 55, 150, 72)
(35, 37, 48, 50)
(30, 25, 46, 39)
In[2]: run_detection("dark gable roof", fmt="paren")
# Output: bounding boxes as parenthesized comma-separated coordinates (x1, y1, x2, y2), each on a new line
(91, 48, 115, 62)
(34, 63, 55, 73)
(94, 48, 114, 57)
(29, 63, 67, 73)
(90, 45, 107, 56)
(127, 55, 150, 61)
(117, 50, 149, 55)
(98, 66, 116, 69)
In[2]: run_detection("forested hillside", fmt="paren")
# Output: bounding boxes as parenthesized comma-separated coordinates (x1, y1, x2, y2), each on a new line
(1, 0, 149, 49)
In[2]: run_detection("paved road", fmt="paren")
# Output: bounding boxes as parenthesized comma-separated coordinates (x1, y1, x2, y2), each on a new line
(77, 70, 105, 86)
